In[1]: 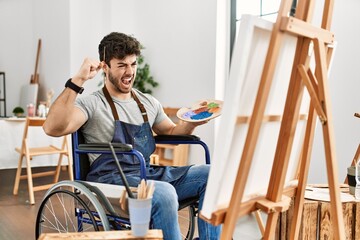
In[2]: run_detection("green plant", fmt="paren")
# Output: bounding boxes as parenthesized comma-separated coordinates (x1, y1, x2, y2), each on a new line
(134, 54, 158, 94)
(12, 106, 24, 116)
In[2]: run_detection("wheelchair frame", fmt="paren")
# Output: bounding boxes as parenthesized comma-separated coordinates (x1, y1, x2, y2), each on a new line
(35, 131, 210, 239)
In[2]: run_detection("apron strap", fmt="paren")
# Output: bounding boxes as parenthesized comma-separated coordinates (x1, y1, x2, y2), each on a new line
(131, 91, 149, 122)
(102, 85, 148, 122)
(102, 85, 120, 120)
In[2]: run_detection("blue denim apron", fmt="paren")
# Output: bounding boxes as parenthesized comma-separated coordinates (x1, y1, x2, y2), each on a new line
(86, 86, 191, 187)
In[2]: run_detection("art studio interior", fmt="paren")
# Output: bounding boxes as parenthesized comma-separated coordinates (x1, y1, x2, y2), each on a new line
(0, 0, 359, 239)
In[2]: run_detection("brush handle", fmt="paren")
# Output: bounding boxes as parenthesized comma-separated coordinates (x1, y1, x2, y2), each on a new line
(109, 142, 135, 199)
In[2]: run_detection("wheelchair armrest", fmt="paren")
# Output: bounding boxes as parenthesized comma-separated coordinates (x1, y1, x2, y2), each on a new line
(78, 142, 132, 151)
(154, 134, 210, 164)
(74, 142, 147, 180)
(178, 196, 198, 211)
(154, 134, 200, 142)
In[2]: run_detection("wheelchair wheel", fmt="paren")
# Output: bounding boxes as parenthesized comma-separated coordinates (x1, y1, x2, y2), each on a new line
(35, 181, 110, 239)
(179, 205, 196, 240)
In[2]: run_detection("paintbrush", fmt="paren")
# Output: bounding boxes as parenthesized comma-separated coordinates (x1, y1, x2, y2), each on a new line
(109, 142, 135, 199)
(146, 180, 155, 199)
(137, 179, 146, 199)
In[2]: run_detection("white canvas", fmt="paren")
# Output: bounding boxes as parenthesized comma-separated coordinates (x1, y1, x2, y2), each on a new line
(202, 15, 310, 219)
(20, 83, 38, 115)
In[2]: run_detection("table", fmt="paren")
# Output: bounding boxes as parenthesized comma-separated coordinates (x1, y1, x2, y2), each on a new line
(38, 230, 163, 240)
(0, 118, 69, 169)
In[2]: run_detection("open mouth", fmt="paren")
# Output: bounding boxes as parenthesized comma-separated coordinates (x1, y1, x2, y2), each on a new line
(121, 76, 132, 86)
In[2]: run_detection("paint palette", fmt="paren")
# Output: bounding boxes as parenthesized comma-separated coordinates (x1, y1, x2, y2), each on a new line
(177, 100, 223, 122)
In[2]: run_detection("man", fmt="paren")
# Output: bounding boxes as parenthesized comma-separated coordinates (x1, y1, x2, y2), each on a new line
(43, 32, 221, 240)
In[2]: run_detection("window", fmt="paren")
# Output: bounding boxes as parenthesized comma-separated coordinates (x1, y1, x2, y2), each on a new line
(237, 0, 281, 22)
(230, 0, 297, 55)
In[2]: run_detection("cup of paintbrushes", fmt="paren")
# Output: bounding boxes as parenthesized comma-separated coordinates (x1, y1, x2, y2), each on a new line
(126, 179, 155, 237)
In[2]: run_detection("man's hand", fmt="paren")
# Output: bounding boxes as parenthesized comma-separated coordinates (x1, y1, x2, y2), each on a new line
(187, 120, 209, 127)
(73, 58, 103, 84)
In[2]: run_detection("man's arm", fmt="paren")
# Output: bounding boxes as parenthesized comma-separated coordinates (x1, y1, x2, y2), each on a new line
(43, 88, 86, 137)
(153, 117, 207, 136)
(43, 58, 103, 137)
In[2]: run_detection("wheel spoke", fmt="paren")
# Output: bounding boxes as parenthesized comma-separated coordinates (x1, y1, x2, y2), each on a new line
(36, 188, 100, 237)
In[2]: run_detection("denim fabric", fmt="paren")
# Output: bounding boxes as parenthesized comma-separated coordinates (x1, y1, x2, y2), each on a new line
(86, 89, 221, 239)
(87, 120, 156, 180)
(95, 165, 222, 239)
(148, 165, 222, 240)
(171, 165, 222, 240)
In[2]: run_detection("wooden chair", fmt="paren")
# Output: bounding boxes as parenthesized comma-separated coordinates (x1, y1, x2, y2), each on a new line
(153, 107, 190, 166)
(13, 117, 73, 204)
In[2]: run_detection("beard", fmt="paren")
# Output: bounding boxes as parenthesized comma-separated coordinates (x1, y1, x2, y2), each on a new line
(108, 71, 134, 94)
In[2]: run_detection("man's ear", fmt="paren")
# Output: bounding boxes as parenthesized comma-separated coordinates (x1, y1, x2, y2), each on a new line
(102, 62, 108, 72)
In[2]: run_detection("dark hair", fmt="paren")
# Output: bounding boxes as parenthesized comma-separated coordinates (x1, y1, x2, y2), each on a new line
(98, 32, 141, 67)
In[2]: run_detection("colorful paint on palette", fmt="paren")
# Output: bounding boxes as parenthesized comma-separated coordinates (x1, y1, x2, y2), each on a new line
(207, 102, 219, 108)
(191, 111, 213, 120)
(182, 111, 196, 119)
(181, 101, 220, 120)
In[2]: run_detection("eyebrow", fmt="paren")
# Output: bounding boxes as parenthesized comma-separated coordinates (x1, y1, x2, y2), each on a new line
(116, 60, 137, 66)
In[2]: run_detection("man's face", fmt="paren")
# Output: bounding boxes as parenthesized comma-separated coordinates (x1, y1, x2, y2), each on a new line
(107, 54, 137, 94)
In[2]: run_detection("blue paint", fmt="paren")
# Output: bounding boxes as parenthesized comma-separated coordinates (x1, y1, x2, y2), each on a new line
(182, 111, 196, 119)
(191, 111, 213, 120)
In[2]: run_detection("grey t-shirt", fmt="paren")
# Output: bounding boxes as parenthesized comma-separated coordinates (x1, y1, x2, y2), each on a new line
(75, 88, 168, 164)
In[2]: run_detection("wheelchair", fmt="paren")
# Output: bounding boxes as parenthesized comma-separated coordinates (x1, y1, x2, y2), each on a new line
(35, 130, 210, 239)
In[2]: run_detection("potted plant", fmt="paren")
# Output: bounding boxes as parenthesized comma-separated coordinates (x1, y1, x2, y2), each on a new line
(133, 53, 158, 94)
(12, 106, 24, 117)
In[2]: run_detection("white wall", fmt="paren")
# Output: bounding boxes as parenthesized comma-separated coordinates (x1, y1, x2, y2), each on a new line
(34, 0, 71, 102)
(0, 0, 34, 112)
(0, 0, 70, 112)
(308, 0, 360, 183)
(69, 0, 110, 95)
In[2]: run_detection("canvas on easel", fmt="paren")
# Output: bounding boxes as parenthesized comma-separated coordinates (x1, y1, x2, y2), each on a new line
(201, 11, 309, 217)
(201, 0, 344, 239)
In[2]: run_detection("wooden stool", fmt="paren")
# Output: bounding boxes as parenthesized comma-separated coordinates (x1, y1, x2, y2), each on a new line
(276, 186, 359, 240)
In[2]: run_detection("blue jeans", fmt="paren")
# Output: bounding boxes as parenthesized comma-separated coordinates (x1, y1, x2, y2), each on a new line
(151, 165, 221, 240)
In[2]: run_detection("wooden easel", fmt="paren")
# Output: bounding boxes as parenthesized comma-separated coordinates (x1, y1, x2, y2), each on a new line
(202, 0, 345, 239)
(30, 38, 41, 84)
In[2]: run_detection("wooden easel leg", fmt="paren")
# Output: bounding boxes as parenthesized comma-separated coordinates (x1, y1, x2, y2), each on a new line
(351, 144, 360, 167)
(313, 38, 345, 239)
(263, 34, 312, 240)
(290, 104, 317, 240)
(263, 212, 280, 239)
(254, 210, 265, 236)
